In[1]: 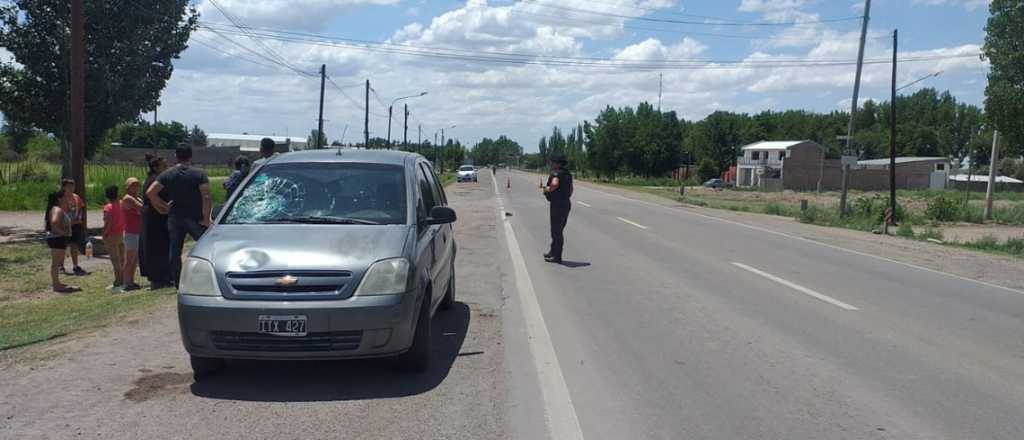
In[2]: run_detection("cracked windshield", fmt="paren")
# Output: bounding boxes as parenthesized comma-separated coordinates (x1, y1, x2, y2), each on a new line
(2, 1, 1023, 439)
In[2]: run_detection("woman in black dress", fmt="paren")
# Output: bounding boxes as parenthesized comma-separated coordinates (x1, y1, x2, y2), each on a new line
(139, 155, 172, 289)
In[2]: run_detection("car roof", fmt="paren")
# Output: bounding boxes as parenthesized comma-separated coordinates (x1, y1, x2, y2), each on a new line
(266, 149, 423, 167)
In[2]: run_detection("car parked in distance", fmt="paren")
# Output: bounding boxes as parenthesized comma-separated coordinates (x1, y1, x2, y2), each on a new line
(177, 149, 457, 379)
(703, 178, 725, 189)
(457, 165, 478, 182)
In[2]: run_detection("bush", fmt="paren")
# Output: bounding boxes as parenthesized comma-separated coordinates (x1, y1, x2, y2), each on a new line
(764, 202, 789, 216)
(896, 222, 915, 238)
(919, 227, 944, 241)
(24, 135, 61, 162)
(925, 195, 961, 222)
(697, 159, 718, 182)
(994, 203, 1024, 225)
(798, 205, 820, 223)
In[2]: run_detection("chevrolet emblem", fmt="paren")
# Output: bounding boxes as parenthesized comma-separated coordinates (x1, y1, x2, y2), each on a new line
(275, 275, 299, 287)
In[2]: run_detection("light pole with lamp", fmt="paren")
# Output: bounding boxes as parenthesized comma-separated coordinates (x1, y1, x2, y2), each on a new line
(387, 92, 428, 149)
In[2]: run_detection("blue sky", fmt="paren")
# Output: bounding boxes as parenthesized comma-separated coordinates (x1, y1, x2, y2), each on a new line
(129, 1, 993, 151)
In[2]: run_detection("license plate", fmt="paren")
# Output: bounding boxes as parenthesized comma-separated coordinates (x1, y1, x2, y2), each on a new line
(257, 315, 307, 336)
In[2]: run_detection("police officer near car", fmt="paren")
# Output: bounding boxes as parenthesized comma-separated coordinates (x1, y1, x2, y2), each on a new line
(539, 153, 573, 263)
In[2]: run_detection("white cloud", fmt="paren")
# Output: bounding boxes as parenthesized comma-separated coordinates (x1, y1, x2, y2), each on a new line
(196, 0, 400, 31)
(912, 0, 991, 11)
(155, 1, 990, 151)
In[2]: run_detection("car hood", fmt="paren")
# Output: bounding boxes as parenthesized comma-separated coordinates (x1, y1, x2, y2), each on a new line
(191, 224, 413, 274)
(457, 170, 475, 175)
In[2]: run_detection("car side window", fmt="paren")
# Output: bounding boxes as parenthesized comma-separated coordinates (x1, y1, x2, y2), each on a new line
(419, 163, 443, 208)
(422, 163, 447, 206)
(417, 163, 437, 212)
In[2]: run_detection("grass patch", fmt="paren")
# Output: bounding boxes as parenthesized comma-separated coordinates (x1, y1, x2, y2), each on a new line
(0, 161, 230, 210)
(0, 242, 175, 351)
(959, 236, 1024, 257)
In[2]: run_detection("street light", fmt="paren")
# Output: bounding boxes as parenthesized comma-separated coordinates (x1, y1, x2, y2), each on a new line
(387, 92, 428, 149)
(895, 71, 942, 93)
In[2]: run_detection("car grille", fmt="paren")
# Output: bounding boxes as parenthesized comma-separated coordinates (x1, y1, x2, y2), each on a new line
(225, 271, 352, 298)
(211, 331, 363, 352)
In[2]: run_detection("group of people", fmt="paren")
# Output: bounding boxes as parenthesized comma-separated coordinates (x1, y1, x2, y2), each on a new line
(43, 144, 217, 293)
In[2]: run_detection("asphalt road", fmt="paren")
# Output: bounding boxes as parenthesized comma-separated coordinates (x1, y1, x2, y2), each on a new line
(497, 169, 1024, 440)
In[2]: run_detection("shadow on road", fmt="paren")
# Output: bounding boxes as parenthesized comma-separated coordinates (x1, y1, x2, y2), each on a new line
(559, 260, 591, 268)
(189, 302, 470, 402)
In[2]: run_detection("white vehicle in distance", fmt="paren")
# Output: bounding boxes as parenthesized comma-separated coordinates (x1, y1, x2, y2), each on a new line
(457, 165, 478, 183)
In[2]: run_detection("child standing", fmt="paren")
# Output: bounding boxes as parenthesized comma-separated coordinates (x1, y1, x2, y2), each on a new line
(121, 178, 144, 291)
(102, 185, 126, 291)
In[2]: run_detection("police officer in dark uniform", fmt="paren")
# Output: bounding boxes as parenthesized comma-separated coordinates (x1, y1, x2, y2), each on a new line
(540, 153, 573, 263)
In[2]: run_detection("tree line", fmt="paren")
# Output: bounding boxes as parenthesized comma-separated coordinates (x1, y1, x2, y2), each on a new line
(525, 88, 1017, 180)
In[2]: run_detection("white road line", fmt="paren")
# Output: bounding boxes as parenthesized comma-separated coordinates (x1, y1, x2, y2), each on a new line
(544, 174, 1024, 297)
(576, 201, 592, 208)
(493, 174, 585, 440)
(616, 217, 648, 230)
(731, 262, 860, 311)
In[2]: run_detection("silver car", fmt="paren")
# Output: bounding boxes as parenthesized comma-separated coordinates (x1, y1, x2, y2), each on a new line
(177, 149, 457, 379)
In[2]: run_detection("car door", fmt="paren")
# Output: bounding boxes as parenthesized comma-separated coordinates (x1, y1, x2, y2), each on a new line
(419, 162, 453, 311)
(414, 162, 443, 309)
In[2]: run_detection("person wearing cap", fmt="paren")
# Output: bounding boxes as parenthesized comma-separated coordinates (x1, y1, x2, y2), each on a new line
(121, 177, 144, 291)
(539, 153, 573, 263)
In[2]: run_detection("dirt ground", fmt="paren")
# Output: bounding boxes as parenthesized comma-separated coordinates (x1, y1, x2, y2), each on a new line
(0, 178, 509, 440)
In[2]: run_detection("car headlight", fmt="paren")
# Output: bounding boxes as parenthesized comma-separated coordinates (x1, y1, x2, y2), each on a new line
(355, 258, 411, 296)
(179, 257, 221, 296)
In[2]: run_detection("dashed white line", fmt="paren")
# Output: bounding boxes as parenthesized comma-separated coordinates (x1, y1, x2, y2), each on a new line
(576, 201, 592, 208)
(493, 173, 585, 440)
(541, 173, 1024, 298)
(732, 262, 859, 311)
(616, 217, 648, 230)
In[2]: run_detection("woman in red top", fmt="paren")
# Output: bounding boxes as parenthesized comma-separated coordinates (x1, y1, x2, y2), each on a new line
(121, 177, 144, 291)
(102, 185, 126, 290)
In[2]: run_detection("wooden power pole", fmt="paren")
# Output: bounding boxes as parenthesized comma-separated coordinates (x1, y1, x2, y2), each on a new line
(70, 0, 86, 226)
(317, 64, 326, 149)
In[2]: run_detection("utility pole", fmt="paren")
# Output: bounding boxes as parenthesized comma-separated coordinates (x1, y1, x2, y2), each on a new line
(888, 29, 898, 228)
(840, 0, 872, 217)
(984, 130, 1000, 221)
(657, 73, 663, 112)
(403, 103, 409, 150)
(364, 80, 370, 149)
(387, 105, 393, 149)
(317, 64, 326, 149)
(418, 124, 422, 147)
(70, 0, 86, 225)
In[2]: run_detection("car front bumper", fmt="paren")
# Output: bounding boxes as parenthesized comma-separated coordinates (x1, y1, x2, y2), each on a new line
(178, 292, 420, 360)
(457, 174, 477, 181)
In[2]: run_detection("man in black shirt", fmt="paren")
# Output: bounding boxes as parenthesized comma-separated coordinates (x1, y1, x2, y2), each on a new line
(540, 153, 573, 263)
(146, 144, 212, 286)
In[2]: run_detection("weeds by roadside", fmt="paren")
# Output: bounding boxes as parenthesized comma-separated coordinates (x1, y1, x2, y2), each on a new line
(0, 242, 175, 351)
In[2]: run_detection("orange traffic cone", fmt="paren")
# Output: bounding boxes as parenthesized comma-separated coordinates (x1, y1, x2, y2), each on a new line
(507, 175, 511, 191)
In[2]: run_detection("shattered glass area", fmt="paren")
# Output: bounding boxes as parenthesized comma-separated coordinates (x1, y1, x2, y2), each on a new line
(224, 174, 307, 223)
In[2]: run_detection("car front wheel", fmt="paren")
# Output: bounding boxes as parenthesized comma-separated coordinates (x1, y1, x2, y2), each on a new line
(397, 293, 432, 372)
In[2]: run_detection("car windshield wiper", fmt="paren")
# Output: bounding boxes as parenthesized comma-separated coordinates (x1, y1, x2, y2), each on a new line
(266, 215, 382, 225)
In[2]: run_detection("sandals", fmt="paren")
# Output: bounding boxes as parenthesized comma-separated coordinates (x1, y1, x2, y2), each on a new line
(53, 285, 82, 293)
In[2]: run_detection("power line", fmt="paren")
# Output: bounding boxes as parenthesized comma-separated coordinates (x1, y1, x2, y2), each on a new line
(497, 6, 876, 43)
(206, 0, 317, 77)
(200, 22, 920, 66)
(189, 36, 282, 71)
(327, 76, 388, 117)
(198, 25, 981, 71)
(520, 1, 864, 27)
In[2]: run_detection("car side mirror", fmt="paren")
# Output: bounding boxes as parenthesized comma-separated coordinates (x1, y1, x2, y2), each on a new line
(426, 206, 456, 225)
(212, 205, 224, 218)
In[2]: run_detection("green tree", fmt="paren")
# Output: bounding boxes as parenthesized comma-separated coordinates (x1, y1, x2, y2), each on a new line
(697, 158, 718, 182)
(188, 125, 207, 147)
(982, 0, 1024, 153)
(0, 1, 198, 159)
(307, 129, 327, 149)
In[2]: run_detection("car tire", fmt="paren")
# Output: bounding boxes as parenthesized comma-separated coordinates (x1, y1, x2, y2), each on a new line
(440, 263, 455, 311)
(190, 355, 224, 381)
(397, 293, 432, 373)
